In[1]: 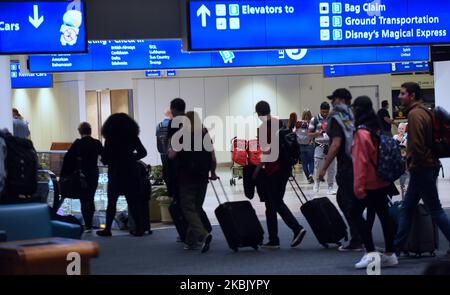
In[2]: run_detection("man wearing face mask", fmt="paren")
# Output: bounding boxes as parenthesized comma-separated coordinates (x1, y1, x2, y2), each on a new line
(319, 88, 363, 252)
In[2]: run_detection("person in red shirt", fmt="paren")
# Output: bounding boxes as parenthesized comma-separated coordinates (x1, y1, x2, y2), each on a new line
(351, 96, 398, 269)
(253, 101, 306, 249)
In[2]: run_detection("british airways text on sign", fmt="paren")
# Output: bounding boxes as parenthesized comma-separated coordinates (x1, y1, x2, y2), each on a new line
(187, 0, 450, 50)
(0, 1, 86, 54)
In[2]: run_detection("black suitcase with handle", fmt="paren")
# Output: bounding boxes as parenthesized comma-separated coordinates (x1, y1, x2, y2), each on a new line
(289, 176, 348, 248)
(212, 179, 264, 252)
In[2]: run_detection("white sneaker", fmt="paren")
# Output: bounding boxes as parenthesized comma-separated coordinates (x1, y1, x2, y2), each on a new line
(381, 253, 398, 267)
(354, 252, 379, 269)
(314, 183, 320, 193)
(327, 186, 337, 195)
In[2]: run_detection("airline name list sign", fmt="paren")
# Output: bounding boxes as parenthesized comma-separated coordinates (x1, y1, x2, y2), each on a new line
(187, 0, 450, 50)
(29, 40, 429, 72)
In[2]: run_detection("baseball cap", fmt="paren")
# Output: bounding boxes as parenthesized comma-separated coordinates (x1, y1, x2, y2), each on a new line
(327, 88, 352, 101)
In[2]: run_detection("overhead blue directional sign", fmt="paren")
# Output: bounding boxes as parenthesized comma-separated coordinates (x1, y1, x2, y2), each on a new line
(29, 39, 429, 73)
(185, 0, 450, 51)
(0, 1, 86, 54)
(10, 62, 53, 89)
(324, 61, 429, 77)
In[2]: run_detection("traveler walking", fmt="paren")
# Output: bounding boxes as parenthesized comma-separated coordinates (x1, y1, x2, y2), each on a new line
(394, 82, 450, 258)
(253, 100, 307, 249)
(61, 122, 103, 232)
(319, 88, 363, 251)
(96, 113, 148, 237)
(350, 96, 398, 269)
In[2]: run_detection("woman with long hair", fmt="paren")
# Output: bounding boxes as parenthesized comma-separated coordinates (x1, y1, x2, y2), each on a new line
(351, 96, 398, 269)
(97, 113, 147, 237)
(287, 112, 297, 131)
(296, 109, 315, 183)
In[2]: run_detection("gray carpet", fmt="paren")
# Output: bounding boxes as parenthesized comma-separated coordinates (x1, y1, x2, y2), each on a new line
(86, 210, 450, 275)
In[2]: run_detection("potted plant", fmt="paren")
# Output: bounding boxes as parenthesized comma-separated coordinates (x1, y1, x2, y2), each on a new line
(152, 187, 172, 224)
(149, 187, 162, 222)
(150, 165, 165, 185)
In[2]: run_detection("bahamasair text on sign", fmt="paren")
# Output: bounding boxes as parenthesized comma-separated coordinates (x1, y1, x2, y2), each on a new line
(186, 0, 450, 51)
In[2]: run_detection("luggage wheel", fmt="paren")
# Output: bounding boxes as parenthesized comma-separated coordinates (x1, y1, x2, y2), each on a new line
(232, 248, 239, 252)
(252, 245, 259, 251)
(336, 242, 342, 247)
(321, 243, 329, 249)
(430, 252, 436, 257)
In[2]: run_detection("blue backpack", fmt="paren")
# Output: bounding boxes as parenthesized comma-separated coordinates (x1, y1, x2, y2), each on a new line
(358, 126, 405, 182)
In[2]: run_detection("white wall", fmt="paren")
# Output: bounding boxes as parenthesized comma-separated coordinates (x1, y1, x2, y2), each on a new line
(132, 71, 391, 165)
(434, 61, 450, 178)
(12, 80, 82, 150)
(11, 68, 392, 164)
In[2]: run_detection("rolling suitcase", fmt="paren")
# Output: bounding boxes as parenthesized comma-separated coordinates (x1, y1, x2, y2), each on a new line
(289, 176, 348, 248)
(391, 202, 439, 257)
(169, 199, 212, 242)
(211, 179, 264, 252)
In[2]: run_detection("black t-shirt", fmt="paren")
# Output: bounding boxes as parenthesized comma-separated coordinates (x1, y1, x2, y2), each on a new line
(327, 118, 353, 176)
(61, 136, 103, 177)
(377, 108, 391, 133)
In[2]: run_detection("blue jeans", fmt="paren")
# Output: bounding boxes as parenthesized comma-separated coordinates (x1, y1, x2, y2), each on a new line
(299, 144, 314, 178)
(394, 167, 450, 250)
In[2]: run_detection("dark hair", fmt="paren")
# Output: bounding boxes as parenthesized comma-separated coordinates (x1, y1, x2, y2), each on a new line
(381, 100, 389, 108)
(101, 113, 140, 140)
(401, 82, 421, 100)
(288, 112, 297, 129)
(170, 98, 186, 113)
(353, 96, 381, 134)
(255, 100, 271, 116)
(320, 101, 330, 110)
(78, 122, 92, 136)
(327, 88, 352, 102)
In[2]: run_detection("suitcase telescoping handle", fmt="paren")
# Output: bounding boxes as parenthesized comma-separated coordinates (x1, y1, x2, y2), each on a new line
(210, 178, 230, 205)
(288, 176, 309, 205)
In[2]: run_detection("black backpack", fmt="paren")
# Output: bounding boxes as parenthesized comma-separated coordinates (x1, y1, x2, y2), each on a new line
(278, 128, 300, 169)
(156, 120, 170, 154)
(0, 132, 38, 197)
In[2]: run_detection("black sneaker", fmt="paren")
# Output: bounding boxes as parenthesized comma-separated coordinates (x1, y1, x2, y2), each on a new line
(308, 176, 315, 184)
(201, 233, 212, 253)
(96, 229, 112, 237)
(338, 243, 364, 252)
(291, 228, 307, 247)
(262, 241, 280, 249)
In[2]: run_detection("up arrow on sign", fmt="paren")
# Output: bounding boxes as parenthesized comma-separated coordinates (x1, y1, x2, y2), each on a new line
(197, 4, 210, 28)
(29, 5, 44, 29)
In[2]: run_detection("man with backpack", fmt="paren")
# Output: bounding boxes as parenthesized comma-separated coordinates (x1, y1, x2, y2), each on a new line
(394, 82, 450, 258)
(253, 100, 306, 249)
(156, 108, 172, 186)
(319, 88, 363, 252)
(0, 128, 38, 204)
(309, 102, 337, 194)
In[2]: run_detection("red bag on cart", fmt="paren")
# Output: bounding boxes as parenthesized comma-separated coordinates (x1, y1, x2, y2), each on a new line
(247, 139, 262, 166)
(231, 138, 247, 166)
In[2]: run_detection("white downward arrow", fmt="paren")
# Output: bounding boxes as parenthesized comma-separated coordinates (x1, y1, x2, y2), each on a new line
(29, 5, 44, 29)
(197, 4, 210, 28)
